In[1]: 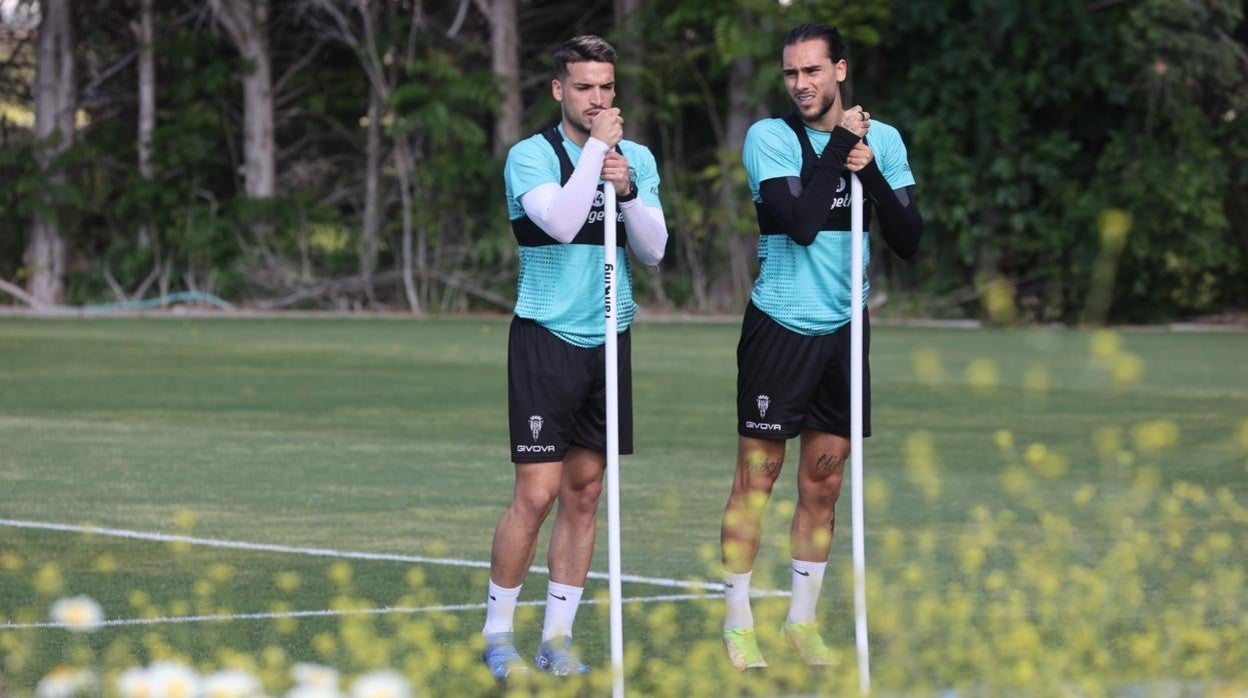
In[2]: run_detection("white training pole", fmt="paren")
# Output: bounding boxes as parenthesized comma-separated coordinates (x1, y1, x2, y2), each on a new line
(849, 173, 870, 695)
(602, 185, 625, 698)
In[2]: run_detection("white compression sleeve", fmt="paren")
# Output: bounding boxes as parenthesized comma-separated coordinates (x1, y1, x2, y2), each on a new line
(621, 198, 668, 267)
(524, 186, 667, 265)
(518, 137, 610, 243)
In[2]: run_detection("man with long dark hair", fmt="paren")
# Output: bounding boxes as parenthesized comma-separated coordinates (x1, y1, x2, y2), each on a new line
(719, 23, 923, 671)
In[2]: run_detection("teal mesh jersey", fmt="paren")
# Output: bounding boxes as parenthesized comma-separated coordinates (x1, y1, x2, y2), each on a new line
(743, 117, 915, 335)
(504, 124, 662, 348)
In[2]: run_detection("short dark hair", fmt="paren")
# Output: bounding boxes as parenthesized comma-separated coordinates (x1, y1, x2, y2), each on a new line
(782, 23, 846, 64)
(553, 35, 617, 80)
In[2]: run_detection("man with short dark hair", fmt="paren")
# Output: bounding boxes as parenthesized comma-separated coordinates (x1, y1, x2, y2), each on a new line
(719, 23, 923, 671)
(481, 34, 668, 680)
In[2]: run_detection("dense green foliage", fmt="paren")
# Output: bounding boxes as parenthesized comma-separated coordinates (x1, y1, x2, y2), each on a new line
(867, 0, 1248, 322)
(1, 0, 1244, 321)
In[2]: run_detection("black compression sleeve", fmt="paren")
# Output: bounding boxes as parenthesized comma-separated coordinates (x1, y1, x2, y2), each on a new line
(758, 126, 862, 246)
(857, 159, 923, 259)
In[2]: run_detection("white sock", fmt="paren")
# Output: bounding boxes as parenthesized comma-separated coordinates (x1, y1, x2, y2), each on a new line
(786, 558, 827, 625)
(723, 570, 755, 631)
(541, 581, 583, 641)
(482, 579, 522, 636)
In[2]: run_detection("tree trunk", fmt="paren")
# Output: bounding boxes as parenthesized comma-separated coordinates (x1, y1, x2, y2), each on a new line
(240, 23, 275, 199)
(135, 0, 154, 183)
(722, 55, 762, 307)
(613, 0, 646, 140)
(394, 136, 421, 314)
(23, 0, 76, 305)
(361, 82, 383, 303)
(489, 0, 521, 158)
(134, 0, 155, 251)
(209, 0, 276, 200)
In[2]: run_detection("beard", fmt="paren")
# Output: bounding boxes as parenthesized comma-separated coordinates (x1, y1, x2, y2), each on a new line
(562, 102, 594, 139)
(796, 90, 837, 124)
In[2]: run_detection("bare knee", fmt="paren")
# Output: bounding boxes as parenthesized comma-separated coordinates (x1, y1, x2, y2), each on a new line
(560, 475, 603, 514)
(512, 481, 558, 522)
(799, 477, 843, 511)
(556, 447, 606, 514)
(799, 450, 846, 506)
(734, 442, 785, 496)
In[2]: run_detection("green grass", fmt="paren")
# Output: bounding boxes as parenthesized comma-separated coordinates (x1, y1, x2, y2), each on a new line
(1, 316, 1246, 695)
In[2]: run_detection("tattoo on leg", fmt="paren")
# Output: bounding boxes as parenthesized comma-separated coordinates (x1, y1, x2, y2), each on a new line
(750, 457, 783, 478)
(815, 453, 845, 474)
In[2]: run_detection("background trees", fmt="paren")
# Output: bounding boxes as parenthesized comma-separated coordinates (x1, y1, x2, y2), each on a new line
(1, 0, 1244, 322)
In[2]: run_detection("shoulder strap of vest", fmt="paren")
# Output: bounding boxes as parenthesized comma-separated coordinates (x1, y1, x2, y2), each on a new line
(781, 112, 818, 166)
(540, 126, 575, 184)
(540, 125, 627, 185)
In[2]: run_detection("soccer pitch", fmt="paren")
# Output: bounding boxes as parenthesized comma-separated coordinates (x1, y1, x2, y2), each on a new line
(1, 316, 1246, 695)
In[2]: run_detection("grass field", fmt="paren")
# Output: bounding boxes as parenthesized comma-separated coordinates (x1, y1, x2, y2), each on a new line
(1, 315, 1246, 696)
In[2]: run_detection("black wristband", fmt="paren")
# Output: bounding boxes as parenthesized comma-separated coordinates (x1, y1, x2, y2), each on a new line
(617, 180, 639, 202)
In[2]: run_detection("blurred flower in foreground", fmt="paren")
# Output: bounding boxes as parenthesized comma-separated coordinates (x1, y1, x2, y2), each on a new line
(1093, 427, 1121, 458)
(313, 632, 337, 658)
(328, 562, 353, 588)
(965, 358, 999, 390)
(1088, 329, 1143, 385)
(1099, 208, 1132, 256)
(994, 429, 1015, 451)
(1025, 442, 1070, 479)
(1090, 329, 1121, 359)
(349, 670, 410, 698)
(1132, 420, 1180, 454)
(49, 596, 103, 632)
(35, 563, 63, 597)
(288, 686, 343, 698)
(1022, 363, 1051, 393)
(35, 666, 96, 698)
(911, 347, 945, 384)
(905, 431, 942, 501)
(276, 571, 301, 593)
(979, 275, 1017, 324)
(115, 667, 152, 698)
(174, 509, 198, 530)
(208, 564, 236, 584)
(292, 663, 340, 689)
(148, 661, 200, 698)
(1111, 352, 1144, 385)
(203, 670, 263, 698)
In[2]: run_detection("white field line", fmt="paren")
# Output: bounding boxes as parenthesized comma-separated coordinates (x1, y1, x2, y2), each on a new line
(2, 590, 788, 631)
(0, 518, 775, 596)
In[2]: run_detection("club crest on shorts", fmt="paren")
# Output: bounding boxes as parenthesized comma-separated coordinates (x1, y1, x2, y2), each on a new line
(529, 415, 543, 441)
(756, 394, 770, 419)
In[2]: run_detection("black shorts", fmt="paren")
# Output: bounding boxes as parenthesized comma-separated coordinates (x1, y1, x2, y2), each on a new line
(736, 301, 871, 440)
(508, 316, 634, 463)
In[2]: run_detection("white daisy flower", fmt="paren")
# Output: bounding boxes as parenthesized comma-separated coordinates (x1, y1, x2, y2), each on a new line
(147, 661, 201, 698)
(291, 663, 339, 689)
(286, 687, 341, 698)
(348, 671, 409, 698)
(49, 595, 104, 632)
(203, 670, 263, 698)
(35, 666, 97, 698)
(116, 666, 154, 698)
